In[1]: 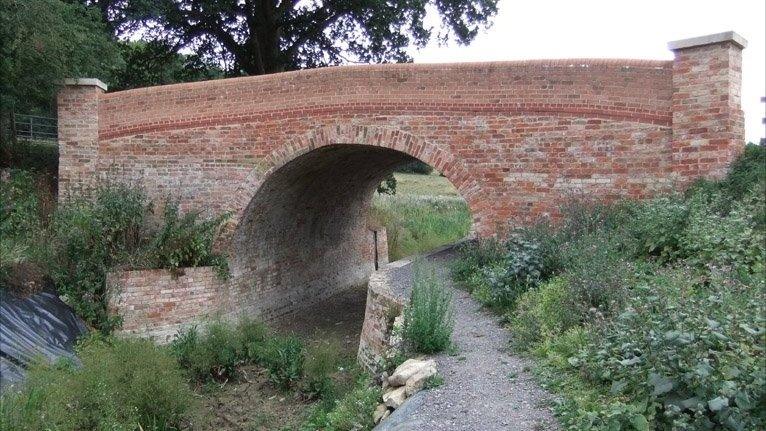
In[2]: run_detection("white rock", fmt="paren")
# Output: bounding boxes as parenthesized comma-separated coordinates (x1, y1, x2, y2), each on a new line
(388, 358, 436, 387)
(404, 365, 437, 396)
(381, 409, 391, 421)
(382, 386, 407, 409)
(373, 403, 388, 423)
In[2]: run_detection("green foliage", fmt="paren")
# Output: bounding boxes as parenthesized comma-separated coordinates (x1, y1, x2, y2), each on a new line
(255, 335, 306, 390)
(451, 237, 504, 289)
(424, 373, 445, 389)
(561, 270, 766, 430)
(629, 196, 688, 263)
(372, 195, 471, 261)
(171, 323, 240, 382)
(300, 374, 382, 431)
(559, 233, 631, 316)
(0, 140, 58, 176)
(0, 336, 193, 431)
(303, 341, 342, 400)
(710, 142, 766, 204)
(2, 176, 230, 331)
(680, 184, 765, 274)
(510, 278, 580, 349)
(112, 40, 223, 91)
(0, 170, 41, 240)
(50, 183, 149, 332)
(106, 0, 498, 76)
(402, 263, 455, 353)
(149, 200, 230, 276)
(376, 173, 397, 195)
(395, 160, 434, 175)
(0, 0, 122, 114)
(171, 318, 268, 382)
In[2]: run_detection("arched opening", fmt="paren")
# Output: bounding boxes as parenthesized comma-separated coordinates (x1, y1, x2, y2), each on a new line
(229, 143, 471, 342)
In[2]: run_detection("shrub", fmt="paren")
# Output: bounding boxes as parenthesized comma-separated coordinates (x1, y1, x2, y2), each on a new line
(300, 374, 382, 431)
(49, 183, 149, 332)
(510, 277, 580, 349)
(680, 184, 765, 274)
(0, 336, 193, 431)
(563, 269, 766, 430)
(402, 263, 454, 353)
(720, 142, 766, 202)
(629, 196, 688, 263)
(450, 237, 504, 288)
(148, 199, 230, 276)
(559, 233, 632, 316)
(255, 335, 305, 390)
(0, 139, 58, 176)
(0, 169, 41, 238)
(376, 173, 397, 195)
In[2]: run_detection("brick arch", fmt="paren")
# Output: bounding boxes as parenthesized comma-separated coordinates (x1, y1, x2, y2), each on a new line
(230, 123, 484, 233)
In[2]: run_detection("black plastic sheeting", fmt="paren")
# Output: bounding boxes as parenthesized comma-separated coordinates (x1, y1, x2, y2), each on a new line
(0, 289, 87, 391)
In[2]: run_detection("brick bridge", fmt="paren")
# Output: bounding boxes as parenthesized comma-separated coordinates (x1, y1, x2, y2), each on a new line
(58, 32, 746, 339)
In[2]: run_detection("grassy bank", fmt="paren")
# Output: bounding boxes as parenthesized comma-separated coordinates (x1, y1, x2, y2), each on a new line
(451, 144, 766, 430)
(371, 173, 471, 261)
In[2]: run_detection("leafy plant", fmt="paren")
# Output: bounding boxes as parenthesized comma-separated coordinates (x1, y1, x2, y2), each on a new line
(255, 335, 306, 390)
(402, 263, 455, 353)
(300, 374, 382, 431)
(149, 199, 230, 276)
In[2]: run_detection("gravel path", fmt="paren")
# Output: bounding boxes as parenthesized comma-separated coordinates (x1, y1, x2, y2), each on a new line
(376, 249, 560, 431)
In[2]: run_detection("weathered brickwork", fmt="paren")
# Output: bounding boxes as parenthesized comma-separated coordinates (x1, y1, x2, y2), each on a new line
(106, 267, 226, 343)
(671, 36, 746, 180)
(58, 33, 746, 340)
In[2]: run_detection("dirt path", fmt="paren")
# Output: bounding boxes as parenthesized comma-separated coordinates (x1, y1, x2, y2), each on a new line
(376, 249, 559, 431)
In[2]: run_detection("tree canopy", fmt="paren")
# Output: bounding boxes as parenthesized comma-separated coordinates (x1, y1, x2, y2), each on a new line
(0, 0, 122, 114)
(86, 0, 499, 76)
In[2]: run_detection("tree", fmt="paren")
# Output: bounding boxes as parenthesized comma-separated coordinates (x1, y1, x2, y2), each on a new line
(0, 0, 122, 115)
(112, 40, 223, 91)
(87, 0, 499, 76)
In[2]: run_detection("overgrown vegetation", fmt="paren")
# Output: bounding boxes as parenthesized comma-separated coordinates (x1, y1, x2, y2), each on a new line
(0, 336, 193, 431)
(170, 318, 382, 430)
(402, 262, 455, 354)
(1, 318, 384, 431)
(0, 173, 230, 332)
(452, 143, 766, 430)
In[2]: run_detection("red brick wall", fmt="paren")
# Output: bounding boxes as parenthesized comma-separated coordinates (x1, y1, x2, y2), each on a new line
(106, 267, 226, 343)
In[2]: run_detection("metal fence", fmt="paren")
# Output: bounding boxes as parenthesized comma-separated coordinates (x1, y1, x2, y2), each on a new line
(13, 113, 57, 141)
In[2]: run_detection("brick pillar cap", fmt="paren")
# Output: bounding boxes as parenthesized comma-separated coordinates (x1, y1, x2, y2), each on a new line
(668, 31, 747, 51)
(62, 78, 108, 91)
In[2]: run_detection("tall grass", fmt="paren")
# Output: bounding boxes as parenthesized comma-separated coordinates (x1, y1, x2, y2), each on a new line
(0, 336, 192, 431)
(371, 195, 471, 261)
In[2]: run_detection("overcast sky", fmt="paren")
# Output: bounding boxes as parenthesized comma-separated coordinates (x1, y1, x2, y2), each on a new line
(410, 0, 765, 144)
